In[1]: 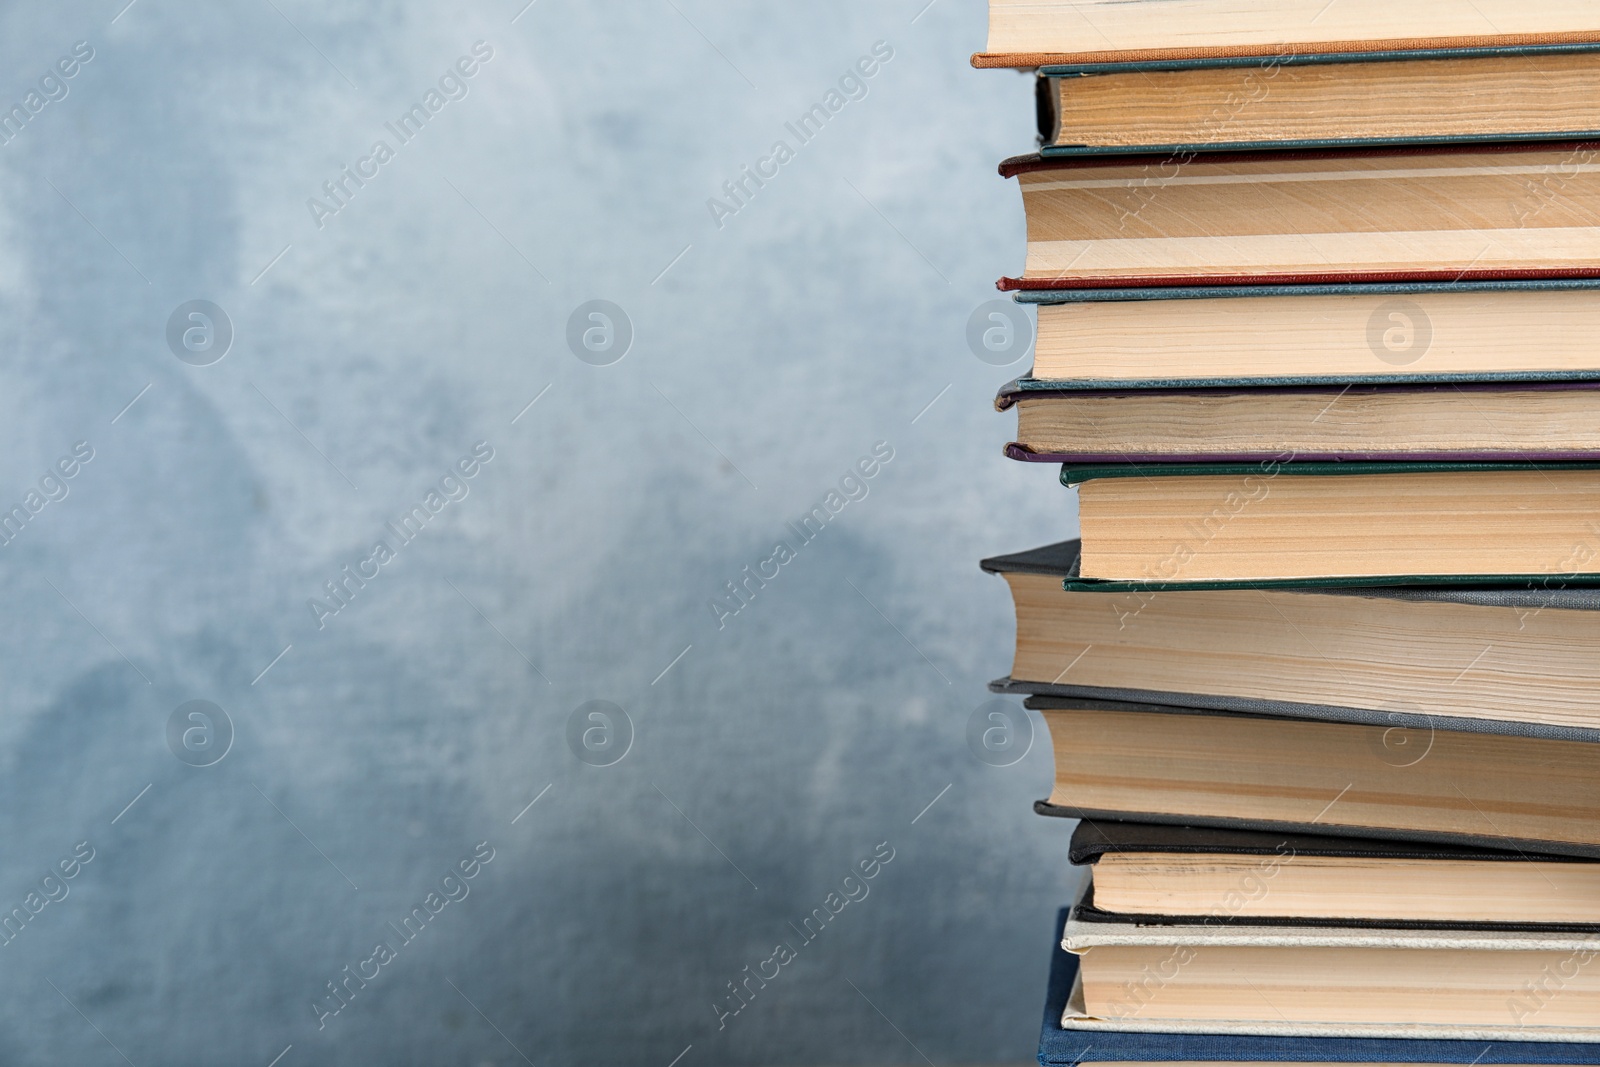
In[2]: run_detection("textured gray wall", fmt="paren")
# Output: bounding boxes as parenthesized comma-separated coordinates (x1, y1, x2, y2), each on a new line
(0, 1, 1081, 1063)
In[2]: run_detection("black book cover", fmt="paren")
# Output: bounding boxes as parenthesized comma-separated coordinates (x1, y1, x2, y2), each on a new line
(1066, 817, 1570, 866)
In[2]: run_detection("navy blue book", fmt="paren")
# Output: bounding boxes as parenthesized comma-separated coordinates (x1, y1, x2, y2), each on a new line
(1037, 908, 1600, 1065)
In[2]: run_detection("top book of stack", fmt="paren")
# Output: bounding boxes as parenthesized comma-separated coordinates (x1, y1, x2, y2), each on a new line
(974, 1, 1600, 154)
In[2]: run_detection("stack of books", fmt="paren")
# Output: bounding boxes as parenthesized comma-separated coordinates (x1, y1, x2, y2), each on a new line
(973, 3, 1600, 1065)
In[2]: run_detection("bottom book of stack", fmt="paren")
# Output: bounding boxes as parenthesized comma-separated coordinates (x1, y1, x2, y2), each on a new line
(1040, 821, 1600, 1066)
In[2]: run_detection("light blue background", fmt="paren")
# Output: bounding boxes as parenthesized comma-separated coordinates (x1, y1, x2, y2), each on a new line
(0, 1, 1080, 1063)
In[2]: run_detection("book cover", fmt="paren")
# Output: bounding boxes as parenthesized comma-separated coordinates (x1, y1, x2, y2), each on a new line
(1012, 278, 1600, 303)
(1067, 818, 1570, 866)
(1063, 899, 1600, 949)
(1056, 459, 1600, 485)
(997, 378, 1600, 407)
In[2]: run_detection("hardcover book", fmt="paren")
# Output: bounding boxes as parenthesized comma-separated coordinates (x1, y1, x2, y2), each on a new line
(1015, 280, 1600, 386)
(1037, 49, 1600, 154)
(982, 539, 1600, 739)
(998, 144, 1600, 289)
(1058, 461, 1600, 583)
(1029, 697, 1600, 859)
(1068, 820, 1600, 929)
(1037, 910, 1600, 1063)
(998, 380, 1600, 464)
(1059, 899, 1600, 1038)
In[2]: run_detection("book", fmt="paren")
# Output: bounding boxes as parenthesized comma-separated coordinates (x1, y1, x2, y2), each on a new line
(1030, 698, 1600, 858)
(978, 1, 1600, 68)
(1069, 820, 1600, 928)
(998, 143, 1600, 290)
(1037, 908, 1600, 1063)
(1039, 50, 1600, 155)
(999, 380, 1600, 464)
(1059, 901, 1600, 1038)
(981, 539, 1600, 738)
(1016, 281, 1600, 386)
(1059, 461, 1600, 583)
